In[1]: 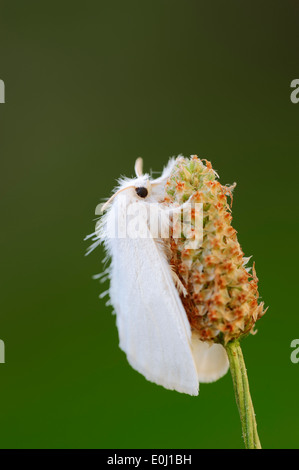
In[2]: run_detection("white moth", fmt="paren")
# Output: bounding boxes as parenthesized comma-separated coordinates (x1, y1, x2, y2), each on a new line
(87, 158, 229, 395)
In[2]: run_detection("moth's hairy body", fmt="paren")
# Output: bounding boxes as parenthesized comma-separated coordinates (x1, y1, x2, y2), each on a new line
(87, 158, 229, 395)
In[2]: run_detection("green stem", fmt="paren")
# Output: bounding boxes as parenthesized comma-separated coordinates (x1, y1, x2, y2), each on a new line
(225, 340, 261, 449)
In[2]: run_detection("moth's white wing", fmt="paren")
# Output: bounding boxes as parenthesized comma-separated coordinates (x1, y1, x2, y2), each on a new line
(106, 202, 199, 395)
(110, 238, 200, 395)
(191, 332, 229, 383)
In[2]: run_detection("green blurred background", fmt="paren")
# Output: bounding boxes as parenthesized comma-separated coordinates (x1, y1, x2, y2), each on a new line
(1, 0, 298, 449)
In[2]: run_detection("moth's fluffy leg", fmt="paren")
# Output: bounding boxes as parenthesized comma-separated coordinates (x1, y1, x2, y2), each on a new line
(170, 269, 187, 297)
(147, 205, 188, 297)
(191, 331, 229, 383)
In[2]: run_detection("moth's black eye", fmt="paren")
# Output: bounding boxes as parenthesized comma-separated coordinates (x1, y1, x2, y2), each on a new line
(135, 187, 148, 198)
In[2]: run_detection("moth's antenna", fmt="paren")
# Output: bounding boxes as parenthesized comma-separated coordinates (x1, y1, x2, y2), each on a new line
(151, 178, 168, 187)
(135, 158, 143, 177)
(101, 186, 135, 212)
(150, 158, 176, 187)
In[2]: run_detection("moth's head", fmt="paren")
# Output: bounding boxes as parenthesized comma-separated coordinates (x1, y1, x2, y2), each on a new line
(132, 158, 153, 199)
(101, 158, 170, 212)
